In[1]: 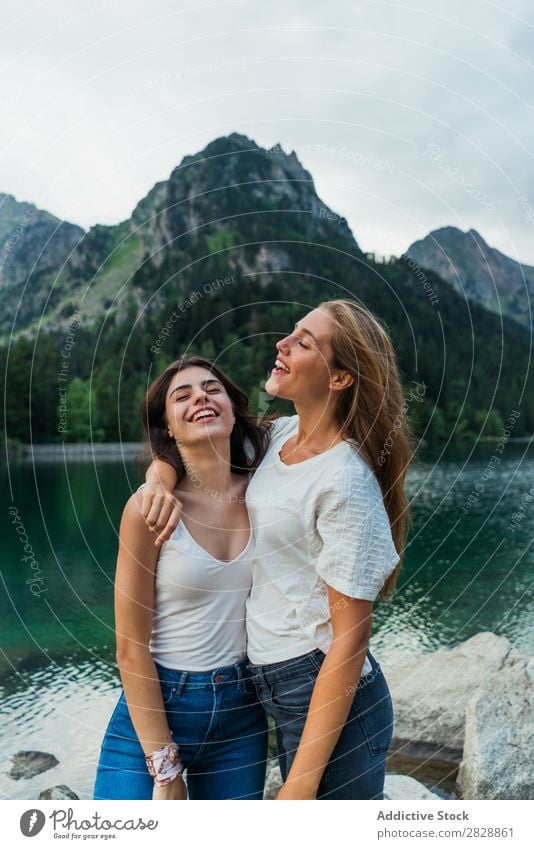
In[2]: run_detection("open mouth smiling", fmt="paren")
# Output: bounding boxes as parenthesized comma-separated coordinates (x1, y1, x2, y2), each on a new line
(273, 358, 290, 374)
(190, 407, 218, 423)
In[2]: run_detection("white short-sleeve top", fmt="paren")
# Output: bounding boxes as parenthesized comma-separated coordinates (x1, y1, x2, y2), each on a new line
(245, 415, 400, 674)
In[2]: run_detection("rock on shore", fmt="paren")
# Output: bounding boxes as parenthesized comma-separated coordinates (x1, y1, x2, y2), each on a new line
(8, 632, 531, 801)
(8, 751, 59, 780)
(381, 632, 512, 764)
(380, 632, 533, 799)
(457, 649, 534, 799)
(39, 785, 79, 800)
(383, 774, 441, 800)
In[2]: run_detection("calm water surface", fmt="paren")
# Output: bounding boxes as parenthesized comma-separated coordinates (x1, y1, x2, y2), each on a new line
(1, 442, 533, 799)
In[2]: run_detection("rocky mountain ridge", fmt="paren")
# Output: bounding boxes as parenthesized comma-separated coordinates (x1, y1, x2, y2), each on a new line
(406, 226, 533, 329)
(0, 134, 359, 339)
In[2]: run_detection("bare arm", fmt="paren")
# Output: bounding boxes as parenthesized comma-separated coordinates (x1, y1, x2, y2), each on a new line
(115, 490, 186, 799)
(277, 587, 373, 799)
(142, 459, 181, 546)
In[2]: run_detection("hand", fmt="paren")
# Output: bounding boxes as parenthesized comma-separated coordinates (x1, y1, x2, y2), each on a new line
(141, 482, 182, 547)
(152, 773, 188, 800)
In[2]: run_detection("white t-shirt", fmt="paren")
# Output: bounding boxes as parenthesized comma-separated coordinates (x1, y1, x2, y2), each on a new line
(145, 495, 254, 671)
(245, 415, 400, 674)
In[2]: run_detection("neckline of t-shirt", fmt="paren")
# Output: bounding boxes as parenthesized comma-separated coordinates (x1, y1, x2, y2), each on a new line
(275, 420, 358, 468)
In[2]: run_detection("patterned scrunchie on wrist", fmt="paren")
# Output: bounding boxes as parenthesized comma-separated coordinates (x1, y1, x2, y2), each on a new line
(145, 741, 184, 787)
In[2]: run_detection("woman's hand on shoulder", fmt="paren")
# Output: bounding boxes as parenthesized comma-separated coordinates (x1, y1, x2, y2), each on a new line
(140, 462, 182, 547)
(152, 774, 188, 801)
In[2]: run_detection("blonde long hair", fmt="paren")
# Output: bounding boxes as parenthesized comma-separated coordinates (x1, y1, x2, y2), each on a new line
(319, 299, 416, 600)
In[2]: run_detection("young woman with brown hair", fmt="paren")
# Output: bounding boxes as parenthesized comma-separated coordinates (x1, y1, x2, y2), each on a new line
(93, 357, 270, 800)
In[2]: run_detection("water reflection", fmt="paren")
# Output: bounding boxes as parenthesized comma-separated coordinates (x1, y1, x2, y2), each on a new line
(0, 657, 121, 800)
(1, 441, 533, 798)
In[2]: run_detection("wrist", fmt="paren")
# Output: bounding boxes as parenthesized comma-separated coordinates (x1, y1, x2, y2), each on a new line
(145, 740, 184, 787)
(284, 770, 321, 795)
(146, 460, 176, 491)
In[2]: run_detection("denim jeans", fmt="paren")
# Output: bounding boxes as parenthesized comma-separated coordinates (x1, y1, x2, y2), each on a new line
(93, 657, 268, 800)
(247, 647, 394, 799)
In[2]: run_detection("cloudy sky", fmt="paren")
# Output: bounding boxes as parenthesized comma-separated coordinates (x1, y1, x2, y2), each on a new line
(2, 0, 534, 263)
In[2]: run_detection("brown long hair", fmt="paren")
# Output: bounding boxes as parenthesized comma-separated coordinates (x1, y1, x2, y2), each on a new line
(319, 299, 416, 600)
(141, 355, 271, 481)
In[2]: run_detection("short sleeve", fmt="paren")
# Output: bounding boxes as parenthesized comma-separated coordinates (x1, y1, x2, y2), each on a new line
(314, 459, 400, 601)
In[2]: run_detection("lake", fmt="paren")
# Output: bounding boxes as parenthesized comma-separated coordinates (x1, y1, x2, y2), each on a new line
(1, 440, 533, 799)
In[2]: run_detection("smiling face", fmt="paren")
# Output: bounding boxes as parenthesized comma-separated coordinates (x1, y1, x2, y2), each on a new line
(265, 308, 351, 404)
(165, 365, 235, 447)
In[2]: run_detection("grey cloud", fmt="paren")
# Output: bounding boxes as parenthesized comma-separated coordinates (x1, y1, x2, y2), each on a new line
(1, 0, 533, 263)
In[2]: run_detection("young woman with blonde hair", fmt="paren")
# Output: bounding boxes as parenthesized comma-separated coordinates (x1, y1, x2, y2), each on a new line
(143, 299, 414, 799)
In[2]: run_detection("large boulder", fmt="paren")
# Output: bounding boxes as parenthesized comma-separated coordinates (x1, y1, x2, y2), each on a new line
(8, 751, 59, 780)
(261, 633, 533, 801)
(263, 763, 283, 799)
(381, 632, 512, 764)
(384, 774, 441, 800)
(39, 785, 79, 800)
(457, 650, 534, 799)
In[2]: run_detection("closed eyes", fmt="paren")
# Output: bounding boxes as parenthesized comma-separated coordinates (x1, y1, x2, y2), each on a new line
(175, 387, 222, 402)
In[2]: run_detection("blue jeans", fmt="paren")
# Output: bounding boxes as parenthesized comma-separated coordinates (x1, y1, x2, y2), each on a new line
(247, 648, 394, 799)
(93, 657, 268, 800)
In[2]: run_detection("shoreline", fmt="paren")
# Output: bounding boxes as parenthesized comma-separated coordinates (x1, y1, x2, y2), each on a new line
(4, 434, 533, 461)
(7, 443, 147, 461)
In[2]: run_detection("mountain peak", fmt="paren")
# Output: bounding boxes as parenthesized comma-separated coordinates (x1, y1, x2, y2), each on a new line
(0, 193, 84, 291)
(0, 133, 361, 338)
(406, 226, 533, 328)
(168, 132, 316, 189)
(131, 132, 355, 250)
(466, 227, 487, 244)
